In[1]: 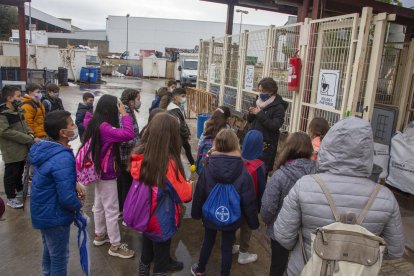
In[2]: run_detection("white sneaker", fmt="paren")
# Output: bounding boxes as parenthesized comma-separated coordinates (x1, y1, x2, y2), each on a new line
(238, 252, 258, 264)
(7, 198, 23, 209)
(232, 244, 240, 254)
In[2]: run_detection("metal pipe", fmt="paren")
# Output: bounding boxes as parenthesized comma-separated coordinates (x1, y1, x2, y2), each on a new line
(225, 1, 235, 35)
(126, 14, 130, 56)
(29, 1, 32, 43)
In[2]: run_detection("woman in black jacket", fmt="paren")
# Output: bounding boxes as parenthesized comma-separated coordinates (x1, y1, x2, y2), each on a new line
(247, 78, 287, 173)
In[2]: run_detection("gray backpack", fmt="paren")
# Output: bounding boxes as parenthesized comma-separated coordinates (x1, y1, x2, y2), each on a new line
(300, 175, 386, 276)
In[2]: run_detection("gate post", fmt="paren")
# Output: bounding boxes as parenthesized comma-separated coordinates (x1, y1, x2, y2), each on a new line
(196, 39, 203, 89)
(363, 13, 394, 121)
(206, 37, 215, 93)
(236, 30, 249, 111)
(263, 26, 274, 77)
(219, 35, 229, 106)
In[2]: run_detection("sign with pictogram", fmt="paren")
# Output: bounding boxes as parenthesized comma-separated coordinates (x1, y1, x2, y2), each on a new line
(316, 70, 340, 109)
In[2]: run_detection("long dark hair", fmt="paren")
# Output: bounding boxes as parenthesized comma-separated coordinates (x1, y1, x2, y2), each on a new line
(134, 113, 185, 187)
(81, 94, 121, 173)
(275, 132, 313, 170)
(204, 108, 229, 138)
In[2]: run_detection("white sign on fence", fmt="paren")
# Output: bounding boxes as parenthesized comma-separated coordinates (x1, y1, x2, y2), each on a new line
(209, 64, 216, 82)
(316, 69, 340, 109)
(245, 65, 255, 90)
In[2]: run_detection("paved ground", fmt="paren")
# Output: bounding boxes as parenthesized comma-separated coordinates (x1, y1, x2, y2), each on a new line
(1, 77, 414, 275)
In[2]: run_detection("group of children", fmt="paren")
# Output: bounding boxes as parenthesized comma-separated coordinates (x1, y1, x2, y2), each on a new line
(0, 79, 333, 276)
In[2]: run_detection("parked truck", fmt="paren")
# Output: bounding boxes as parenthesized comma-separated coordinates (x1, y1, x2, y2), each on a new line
(177, 53, 198, 88)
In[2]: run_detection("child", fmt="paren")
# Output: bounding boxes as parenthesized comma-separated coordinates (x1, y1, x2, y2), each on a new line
(0, 86, 37, 209)
(42, 83, 65, 114)
(191, 129, 259, 276)
(75, 92, 95, 141)
(196, 106, 231, 175)
(139, 107, 164, 139)
(30, 110, 84, 275)
(167, 88, 195, 170)
(260, 132, 317, 276)
(129, 112, 192, 276)
(308, 117, 330, 160)
(81, 94, 135, 258)
(150, 87, 167, 111)
(118, 89, 141, 214)
(159, 80, 177, 110)
(22, 83, 47, 138)
(233, 130, 266, 264)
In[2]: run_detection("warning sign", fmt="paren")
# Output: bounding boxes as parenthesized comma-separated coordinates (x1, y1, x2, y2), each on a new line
(316, 70, 339, 109)
(244, 65, 255, 91)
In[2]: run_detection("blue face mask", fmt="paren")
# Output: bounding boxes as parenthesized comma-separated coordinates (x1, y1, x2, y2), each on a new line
(259, 93, 271, 101)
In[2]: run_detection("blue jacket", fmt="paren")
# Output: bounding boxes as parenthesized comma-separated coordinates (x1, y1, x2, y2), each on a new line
(30, 140, 81, 229)
(191, 154, 259, 231)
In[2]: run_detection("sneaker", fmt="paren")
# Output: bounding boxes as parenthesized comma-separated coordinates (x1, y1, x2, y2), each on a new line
(190, 264, 204, 276)
(238, 252, 258, 264)
(168, 258, 184, 271)
(15, 191, 23, 198)
(7, 198, 23, 209)
(108, 243, 135, 259)
(122, 221, 127, 227)
(232, 244, 240, 254)
(93, 234, 110, 246)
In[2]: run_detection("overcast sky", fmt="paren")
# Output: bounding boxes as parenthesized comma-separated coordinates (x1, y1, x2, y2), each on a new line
(29, 0, 289, 30)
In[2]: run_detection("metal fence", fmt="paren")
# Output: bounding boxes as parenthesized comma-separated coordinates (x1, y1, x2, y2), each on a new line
(196, 8, 413, 134)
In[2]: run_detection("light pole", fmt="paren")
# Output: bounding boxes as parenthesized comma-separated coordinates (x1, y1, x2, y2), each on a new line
(126, 14, 130, 56)
(236, 9, 248, 35)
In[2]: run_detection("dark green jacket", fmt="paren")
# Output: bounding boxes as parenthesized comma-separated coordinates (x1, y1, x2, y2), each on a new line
(0, 104, 34, 163)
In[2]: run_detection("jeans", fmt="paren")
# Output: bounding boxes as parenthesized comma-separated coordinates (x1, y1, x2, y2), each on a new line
(117, 166, 133, 213)
(4, 160, 25, 199)
(40, 225, 70, 276)
(140, 235, 171, 274)
(198, 227, 235, 276)
(270, 239, 289, 276)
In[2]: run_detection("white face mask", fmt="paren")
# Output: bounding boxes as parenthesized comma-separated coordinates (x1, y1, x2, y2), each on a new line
(66, 127, 79, 141)
(180, 97, 187, 105)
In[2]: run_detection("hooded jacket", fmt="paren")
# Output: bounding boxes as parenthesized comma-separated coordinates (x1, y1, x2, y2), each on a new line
(42, 95, 64, 114)
(0, 104, 34, 163)
(191, 154, 259, 231)
(75, 103, 93, 140)
(273, 117, 405, 276)
(167, 102, 190, 140)
(130, 154, 192, 241)
(21, 95, 46, 138)
(261, 158, 317, 239)
(83, 112, 134, 180)
(30, 139, 81, 229)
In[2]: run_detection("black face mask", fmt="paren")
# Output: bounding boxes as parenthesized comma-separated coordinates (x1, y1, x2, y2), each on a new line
(12, 100, 23, 109)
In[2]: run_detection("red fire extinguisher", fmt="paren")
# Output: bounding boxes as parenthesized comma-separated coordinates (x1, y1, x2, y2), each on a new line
(288, 52, 301, 92)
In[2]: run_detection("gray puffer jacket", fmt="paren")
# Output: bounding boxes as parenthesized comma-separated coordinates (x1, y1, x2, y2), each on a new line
(261, 158, 317, 239)
(273, 117, 405, 276)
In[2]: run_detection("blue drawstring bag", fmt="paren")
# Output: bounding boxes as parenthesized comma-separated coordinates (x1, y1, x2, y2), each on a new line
(202, 183, 241, 228)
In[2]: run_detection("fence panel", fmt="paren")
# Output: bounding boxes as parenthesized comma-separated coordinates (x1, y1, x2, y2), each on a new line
(197, 40, 210, 91)
(299, 14, 359, 131)
(222, 33, 241, 110)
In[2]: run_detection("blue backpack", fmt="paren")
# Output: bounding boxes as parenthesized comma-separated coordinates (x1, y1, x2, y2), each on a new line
(202, 183, 241, 228)
(196, 136, 214, 175)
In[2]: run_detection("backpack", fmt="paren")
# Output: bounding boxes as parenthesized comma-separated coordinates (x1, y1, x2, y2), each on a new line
(123, 180, 152, 232)
(202, 183, 241, 229)
(243, 159, 264, 196)
(196, 136, 213, 175)
(300, 175, 386, 276)
(76, 140, 113, 185)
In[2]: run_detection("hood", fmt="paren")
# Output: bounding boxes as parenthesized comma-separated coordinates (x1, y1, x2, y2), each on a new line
(242, 130, 263, 160)
(272, 94, 289, 110)
(167, 102, 180, 111)
(280, 158, 317, 181)
(77, 103, 93, 112)
(208, 154, 244, 183)
(130, 154, 143, 180)
(30, 140, 72, 167)
(318, 117, 373, 177)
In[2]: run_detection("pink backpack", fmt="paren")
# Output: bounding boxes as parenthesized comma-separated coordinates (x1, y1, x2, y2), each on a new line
(76, 140, 112, 185)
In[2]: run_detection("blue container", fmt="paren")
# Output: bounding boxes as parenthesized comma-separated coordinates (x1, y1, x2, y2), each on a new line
(80, 67, 90, 82)
(89, 67, 98, 83)
(197, 113, 212, 139)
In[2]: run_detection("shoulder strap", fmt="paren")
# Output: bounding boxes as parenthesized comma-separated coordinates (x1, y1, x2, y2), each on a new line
(312, 175, 340, 222)
(356, 184, 382, 225)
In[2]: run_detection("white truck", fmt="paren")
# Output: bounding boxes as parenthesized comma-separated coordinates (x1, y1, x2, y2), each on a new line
(177, 53, 198, 88)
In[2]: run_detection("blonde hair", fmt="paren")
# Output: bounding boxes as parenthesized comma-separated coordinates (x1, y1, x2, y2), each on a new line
(213, 129, 240, 153)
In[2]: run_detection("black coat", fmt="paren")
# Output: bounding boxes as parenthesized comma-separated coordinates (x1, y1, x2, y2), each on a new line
(42, 95, 64, 114)
(191, 154, 259, 231)
(75, 103, 93, 139)
(247, 94, 287, 172)
(168, 104, 190, 140)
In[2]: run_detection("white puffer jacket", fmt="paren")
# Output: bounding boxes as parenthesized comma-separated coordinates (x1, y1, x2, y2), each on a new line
(273, 117, 405, 276)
